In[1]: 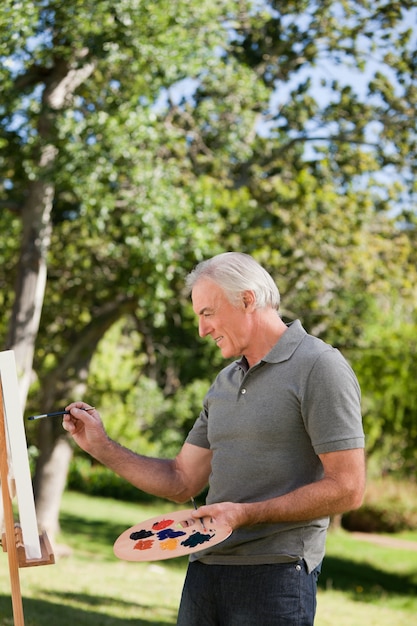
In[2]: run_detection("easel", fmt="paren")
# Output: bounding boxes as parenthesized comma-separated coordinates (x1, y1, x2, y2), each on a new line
(0, 352, 54, 626)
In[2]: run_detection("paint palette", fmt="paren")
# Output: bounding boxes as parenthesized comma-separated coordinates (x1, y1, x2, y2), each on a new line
(113, 508, 232, 562)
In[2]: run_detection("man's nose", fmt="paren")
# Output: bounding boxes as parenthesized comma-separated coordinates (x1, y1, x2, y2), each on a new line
(199, 317, 210, 337)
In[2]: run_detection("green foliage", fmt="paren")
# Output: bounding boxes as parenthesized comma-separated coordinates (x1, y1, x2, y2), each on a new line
(146, 378, 213, 458)
(0, 210, 21, 344)
(351, 313, 417, 476)
(84, 317, 213, 459)
(1, 0, 417, 482)
(67, 456, 157, 503)
(85, 319, 169, 451)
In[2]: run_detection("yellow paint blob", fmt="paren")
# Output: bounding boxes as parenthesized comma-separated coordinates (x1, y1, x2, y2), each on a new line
(160, 538, 179, 551)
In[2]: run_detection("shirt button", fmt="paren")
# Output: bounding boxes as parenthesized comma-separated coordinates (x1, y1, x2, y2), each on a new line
(241, 388, 247, 394)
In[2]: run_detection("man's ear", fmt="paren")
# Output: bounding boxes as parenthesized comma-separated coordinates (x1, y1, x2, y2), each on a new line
(242, 290, 256, 310)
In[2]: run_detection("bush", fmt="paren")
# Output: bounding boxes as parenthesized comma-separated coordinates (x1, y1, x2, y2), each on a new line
(67, 456, 156, 503)
(342, 478, 417, 533)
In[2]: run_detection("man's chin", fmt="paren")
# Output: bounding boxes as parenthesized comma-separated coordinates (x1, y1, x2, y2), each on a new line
(219, 346, 239, 359)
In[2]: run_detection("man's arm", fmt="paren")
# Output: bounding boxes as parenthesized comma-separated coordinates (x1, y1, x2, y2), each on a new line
(193, 447, 366, 528)
(63, 402, 212, 503)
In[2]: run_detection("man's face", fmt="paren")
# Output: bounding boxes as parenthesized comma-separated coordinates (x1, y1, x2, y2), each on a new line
(191, 278, 250, 359)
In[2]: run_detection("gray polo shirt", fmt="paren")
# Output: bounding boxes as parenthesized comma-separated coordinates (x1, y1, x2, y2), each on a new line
(185, 320, 365, 571)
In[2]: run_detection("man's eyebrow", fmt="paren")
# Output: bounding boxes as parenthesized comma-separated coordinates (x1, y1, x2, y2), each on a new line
(198, 306, 214, 315)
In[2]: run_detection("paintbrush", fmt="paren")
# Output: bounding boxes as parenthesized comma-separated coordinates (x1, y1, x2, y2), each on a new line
(27, 407, 95, 421)
(191, 496, 207, 531)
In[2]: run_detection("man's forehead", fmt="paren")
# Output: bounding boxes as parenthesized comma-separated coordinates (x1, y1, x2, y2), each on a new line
(191, 279, 223, 312)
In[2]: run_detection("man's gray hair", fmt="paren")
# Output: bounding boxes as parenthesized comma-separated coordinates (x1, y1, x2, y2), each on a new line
(185, 252, 280, 310)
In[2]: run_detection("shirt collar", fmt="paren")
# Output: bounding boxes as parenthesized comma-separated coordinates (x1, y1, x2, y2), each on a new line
(236, 320, 305, 371)
(262, 320, 306, 363)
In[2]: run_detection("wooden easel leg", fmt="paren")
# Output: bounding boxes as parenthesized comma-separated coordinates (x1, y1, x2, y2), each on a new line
(0, 382, 25, 626)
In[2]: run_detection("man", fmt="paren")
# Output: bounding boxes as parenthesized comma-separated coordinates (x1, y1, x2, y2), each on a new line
(63, 252, 365, 625)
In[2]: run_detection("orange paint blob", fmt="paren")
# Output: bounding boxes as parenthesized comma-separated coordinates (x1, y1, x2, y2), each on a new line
(134, 539, 154, 551)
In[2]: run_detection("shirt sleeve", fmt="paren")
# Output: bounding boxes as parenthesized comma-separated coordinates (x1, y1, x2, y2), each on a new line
(185, 398, 211, 449)
(302, 348, 365, 454)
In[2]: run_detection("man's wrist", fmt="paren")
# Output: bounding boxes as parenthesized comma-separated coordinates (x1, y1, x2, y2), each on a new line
(241, 501, 265, 526)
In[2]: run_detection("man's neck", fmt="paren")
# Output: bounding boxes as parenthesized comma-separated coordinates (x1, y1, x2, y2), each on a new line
(244, 312, 287, 367)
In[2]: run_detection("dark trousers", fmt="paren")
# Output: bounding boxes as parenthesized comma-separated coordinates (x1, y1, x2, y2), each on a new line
(177, 560, 321, 626)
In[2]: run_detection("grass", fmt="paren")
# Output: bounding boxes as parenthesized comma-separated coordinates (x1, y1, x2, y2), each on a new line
(0, 491, 416, 625)
(316, 530, 417, 626)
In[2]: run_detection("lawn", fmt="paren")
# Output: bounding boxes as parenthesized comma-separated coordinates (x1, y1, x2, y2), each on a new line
(0, 491, 416, 625)
(316, 529, 417, 626)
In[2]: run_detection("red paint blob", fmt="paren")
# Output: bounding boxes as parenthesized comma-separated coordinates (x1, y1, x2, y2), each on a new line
(152, 519, 174, 530)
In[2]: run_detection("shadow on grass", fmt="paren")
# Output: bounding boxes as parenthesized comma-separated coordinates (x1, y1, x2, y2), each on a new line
(59, 511, 131, 557)
(0, 593, 176, 626)
(319, 555, 417, 602)
(59, 511, 190, 569)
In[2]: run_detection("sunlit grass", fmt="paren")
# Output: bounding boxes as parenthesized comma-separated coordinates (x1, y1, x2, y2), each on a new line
(0, 493, 186, 625)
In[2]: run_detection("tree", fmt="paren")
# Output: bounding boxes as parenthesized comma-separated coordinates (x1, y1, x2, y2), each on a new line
(1, 0, 416, 539)
(1, 0, 237, 538)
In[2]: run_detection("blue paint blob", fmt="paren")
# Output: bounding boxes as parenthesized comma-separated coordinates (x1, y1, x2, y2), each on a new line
(181, 532, 214, 548)
(130, 529, 154, 540)
(156, 528, 187, 541)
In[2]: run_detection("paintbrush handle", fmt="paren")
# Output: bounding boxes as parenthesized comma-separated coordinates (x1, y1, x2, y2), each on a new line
(27, 407, 95, 421)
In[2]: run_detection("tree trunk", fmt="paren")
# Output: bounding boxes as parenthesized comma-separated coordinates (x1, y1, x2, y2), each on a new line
(6, 175, 54, 407)
(33, 297, 137, 543)
(4, 51, 97, 545)
(33, 434, 73, 540)
(6, 52, 96, 405)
